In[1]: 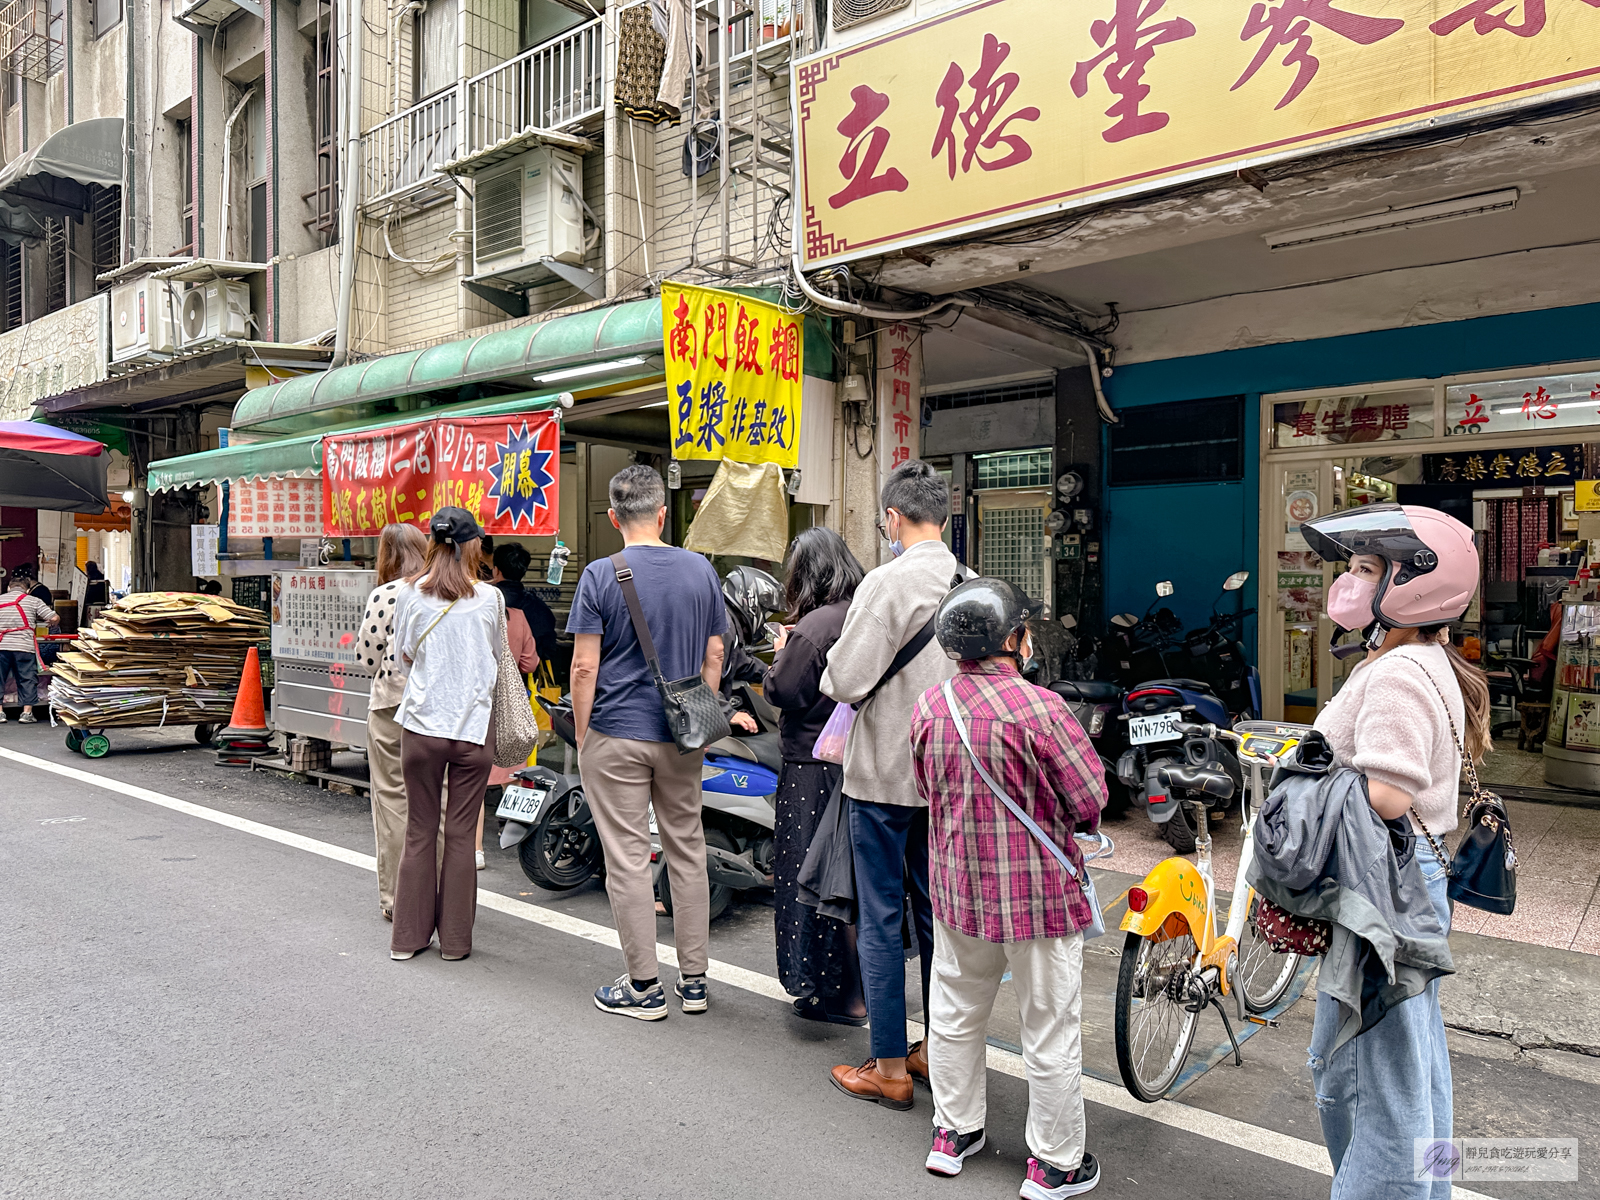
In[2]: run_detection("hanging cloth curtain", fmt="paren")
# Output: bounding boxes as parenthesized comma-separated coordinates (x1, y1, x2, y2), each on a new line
(616, 5, 674, 125)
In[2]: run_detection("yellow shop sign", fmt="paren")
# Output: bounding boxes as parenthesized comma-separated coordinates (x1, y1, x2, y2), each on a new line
(795, 0, 1600, 266)
(663, 283, 804, 470)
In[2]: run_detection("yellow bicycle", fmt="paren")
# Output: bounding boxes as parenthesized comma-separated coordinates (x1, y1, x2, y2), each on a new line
(1112, 720, 1312, 1102)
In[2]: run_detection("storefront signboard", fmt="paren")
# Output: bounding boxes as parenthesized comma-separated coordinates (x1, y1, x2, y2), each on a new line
(229, 477, 324, 538)
(664, 283, 804, 470)
(190, 524, 219, 576)
(1444, 370, 1600, 438)
(1272, 390, 1434, 448)
(1422, 443, 1581, 485)
(877, 322, 920, 488)
(321, 414, 560, 537)
(269, 570, 374, 665)
(1576, 481, 1600, 512)
(795, 0, 1600, 267)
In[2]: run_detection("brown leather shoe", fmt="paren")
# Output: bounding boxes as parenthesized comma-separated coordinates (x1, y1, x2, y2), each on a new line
(907, 1039, 929, 1083)
(830, 1060, 914, 1110)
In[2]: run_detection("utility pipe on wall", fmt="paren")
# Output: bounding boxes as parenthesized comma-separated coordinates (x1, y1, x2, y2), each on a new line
(218, 87, 256, 261)
(332, 0, 364, 368)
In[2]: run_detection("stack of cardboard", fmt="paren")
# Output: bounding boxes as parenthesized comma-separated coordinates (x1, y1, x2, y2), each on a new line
(50, 593, 270, 729)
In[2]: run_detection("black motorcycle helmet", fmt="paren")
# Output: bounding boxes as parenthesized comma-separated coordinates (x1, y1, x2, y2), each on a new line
(721, 565, 785, 645)
(935, 577, 1043, 662)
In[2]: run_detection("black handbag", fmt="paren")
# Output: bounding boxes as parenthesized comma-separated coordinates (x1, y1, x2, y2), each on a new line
(610, 553, 731, 755)
(1408, 662, 1518, 915)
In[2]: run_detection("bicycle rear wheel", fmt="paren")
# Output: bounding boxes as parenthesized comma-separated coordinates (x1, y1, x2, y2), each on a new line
(1235, 893, 1302, 1013)
(1114, 928, 1201, 1102)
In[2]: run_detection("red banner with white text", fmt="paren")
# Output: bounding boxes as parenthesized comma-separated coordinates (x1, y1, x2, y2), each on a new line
(322, 413, 560, 537)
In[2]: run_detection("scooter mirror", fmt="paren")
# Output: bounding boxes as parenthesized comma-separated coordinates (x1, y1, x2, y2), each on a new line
(1059, 614, 1078, 629)
(1223, 570, 1250, 591)
(1111, 612, 1138, 627)
(1155, 580, 1175, 597)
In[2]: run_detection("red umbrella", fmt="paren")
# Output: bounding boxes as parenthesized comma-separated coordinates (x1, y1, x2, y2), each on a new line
(0, 420, 109, 511)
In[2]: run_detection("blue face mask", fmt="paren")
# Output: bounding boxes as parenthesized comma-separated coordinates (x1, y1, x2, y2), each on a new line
(889, 540, 905, 557)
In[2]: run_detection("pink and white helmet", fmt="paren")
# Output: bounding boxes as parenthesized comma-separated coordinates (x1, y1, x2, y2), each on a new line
(1301, 503, 1479, 628)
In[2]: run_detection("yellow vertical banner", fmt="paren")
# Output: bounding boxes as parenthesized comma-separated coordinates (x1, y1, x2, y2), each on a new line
(663, 283, 804, 470)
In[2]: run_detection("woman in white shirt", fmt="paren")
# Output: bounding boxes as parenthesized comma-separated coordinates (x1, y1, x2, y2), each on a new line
(357, 523, 428, 921)
(389, 507, 504, 962)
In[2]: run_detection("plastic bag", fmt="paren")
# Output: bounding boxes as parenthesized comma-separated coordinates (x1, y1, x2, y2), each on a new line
(811, 700, 855, 765)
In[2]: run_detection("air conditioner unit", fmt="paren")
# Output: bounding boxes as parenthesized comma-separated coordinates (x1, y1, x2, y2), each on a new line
(180, 280, 252, 344)
(472, 146, 585, 275)
(110, 277, 187, 363)
(175, 0, 256, 29)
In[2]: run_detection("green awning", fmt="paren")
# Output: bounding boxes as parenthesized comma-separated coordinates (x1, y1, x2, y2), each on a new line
(148, 432, 324, 492)
(146, 389, 572, 491)
(231, 299, 664, 435)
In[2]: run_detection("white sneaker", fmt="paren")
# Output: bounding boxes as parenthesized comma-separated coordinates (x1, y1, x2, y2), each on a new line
(18, 710, 36, 724)
(0, 710, 7, 722)
(475, 850, 486, 870)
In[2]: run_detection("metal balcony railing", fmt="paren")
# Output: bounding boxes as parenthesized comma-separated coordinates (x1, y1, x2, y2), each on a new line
(363, 17, 603, 208)
(466, 16, 604, 152)
(364, 87, 458, 207)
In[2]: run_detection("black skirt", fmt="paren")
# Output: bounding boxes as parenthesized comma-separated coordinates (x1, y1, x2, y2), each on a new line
(774, 759, 851, 999)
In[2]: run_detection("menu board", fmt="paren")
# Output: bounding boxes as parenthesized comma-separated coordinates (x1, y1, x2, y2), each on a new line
(269, 570, 375, 666)
(232, 477, 324, 538)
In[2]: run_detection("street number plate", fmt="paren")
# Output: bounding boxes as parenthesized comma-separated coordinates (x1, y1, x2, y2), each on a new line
(496, 784, 548, 824)
(1129, 712, 1182, 746)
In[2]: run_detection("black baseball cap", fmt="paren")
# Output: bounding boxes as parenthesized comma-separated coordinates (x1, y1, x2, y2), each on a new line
(429, 506, 486, 545)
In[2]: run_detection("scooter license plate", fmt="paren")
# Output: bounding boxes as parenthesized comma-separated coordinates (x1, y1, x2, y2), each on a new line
(496, 784, 548, 824)
(1129, 712, 1182, 745)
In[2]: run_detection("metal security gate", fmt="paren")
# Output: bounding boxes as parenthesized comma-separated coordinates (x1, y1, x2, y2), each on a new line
(978, 492, 1050, 605)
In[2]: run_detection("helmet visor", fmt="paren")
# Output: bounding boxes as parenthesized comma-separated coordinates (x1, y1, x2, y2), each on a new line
(1300, 503, 1430, 569)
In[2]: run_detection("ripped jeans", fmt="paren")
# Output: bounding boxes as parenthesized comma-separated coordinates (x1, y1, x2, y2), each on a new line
(1308, 841, 1452, 1199)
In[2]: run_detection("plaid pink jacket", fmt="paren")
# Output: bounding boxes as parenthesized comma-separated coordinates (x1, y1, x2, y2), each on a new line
(911, 659, 1106, 942)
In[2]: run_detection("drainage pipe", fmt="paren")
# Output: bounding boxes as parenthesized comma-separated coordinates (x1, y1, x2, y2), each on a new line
(331, 0, 364, 368)
(218, 87, 256, 261)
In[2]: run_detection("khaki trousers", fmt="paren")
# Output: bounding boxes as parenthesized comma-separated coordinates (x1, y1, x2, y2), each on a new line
(367, 705, 443, 913)
(929, 921, 1087, 1173)
(579, 729, 708, 980)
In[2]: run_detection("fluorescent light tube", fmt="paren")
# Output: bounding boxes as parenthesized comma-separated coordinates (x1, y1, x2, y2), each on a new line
(532, 355, 647, 383)
(1263, 189, 1519, 251)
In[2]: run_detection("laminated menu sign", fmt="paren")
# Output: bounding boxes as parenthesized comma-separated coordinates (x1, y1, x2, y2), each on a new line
(1567, 694, 1600, 751)
(321, 414, 560, 537)
(230, 477, 324, 538)
(269, 570, 375, 665)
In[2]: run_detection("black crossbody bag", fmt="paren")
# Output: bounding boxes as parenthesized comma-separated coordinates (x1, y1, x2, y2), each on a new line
(611, 552, 731, 755)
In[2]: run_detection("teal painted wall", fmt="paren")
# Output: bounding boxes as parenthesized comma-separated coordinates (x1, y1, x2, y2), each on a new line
(1099, 300, 1600, 660)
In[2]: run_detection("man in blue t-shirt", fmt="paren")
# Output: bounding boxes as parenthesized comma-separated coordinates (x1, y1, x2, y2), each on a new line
(567, 464, 726, 1021)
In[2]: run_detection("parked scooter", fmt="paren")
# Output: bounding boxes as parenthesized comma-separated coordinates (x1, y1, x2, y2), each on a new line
(1110, 579, 1244, 854)
(500, 690, 780, 920)
(1105, 582, 1186, 688)
(1181, 571, 1261, 722)
(1048, 622, 1132, 817)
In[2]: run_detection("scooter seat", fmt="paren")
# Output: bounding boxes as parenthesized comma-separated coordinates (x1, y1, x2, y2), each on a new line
(1145, 677, 1216, 695)
(1157, 762, 1235, 800)
(711, 731, 784, 774)
(1048, 680, 1123, 703)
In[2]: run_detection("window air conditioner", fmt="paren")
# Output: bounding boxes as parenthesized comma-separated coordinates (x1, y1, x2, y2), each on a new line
(175, 0, 256, 29)
(110, 277, 187, 363)
(472, 146, 585, 274)
(180, 280, 252, 345)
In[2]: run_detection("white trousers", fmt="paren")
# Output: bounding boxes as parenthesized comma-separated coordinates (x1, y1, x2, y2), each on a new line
(929, 920, 1086, 1172)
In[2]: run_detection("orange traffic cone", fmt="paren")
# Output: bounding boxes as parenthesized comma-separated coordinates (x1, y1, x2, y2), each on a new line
(216, 646, 272, 767)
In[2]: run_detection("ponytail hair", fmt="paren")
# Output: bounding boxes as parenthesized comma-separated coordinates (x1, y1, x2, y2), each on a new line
(1419, 624, 1492, 762)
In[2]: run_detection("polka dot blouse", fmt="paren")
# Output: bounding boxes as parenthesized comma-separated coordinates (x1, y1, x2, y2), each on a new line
(360, 579, 409, 710)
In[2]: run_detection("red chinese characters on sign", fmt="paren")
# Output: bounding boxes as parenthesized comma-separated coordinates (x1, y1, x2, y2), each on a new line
(932, 33, 1041, 177)
(1431, 0, 1548, 38)
(828, 85, 909, 209)
(734, 304, 765, 376)
(1072, 0, 1197, 143)
(322, 414, 559, 537)
(1522, 386, 1557, 420)
(1233, 0, 1406, 110)
(703, 298, 730, 371)
(668, 294, 698, 369)
(885, 326, 917, 470)
(1460, 394, 1490, 429)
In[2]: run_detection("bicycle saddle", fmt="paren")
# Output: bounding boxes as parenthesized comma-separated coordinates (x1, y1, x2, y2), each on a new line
(1157, 762, 1236, 800)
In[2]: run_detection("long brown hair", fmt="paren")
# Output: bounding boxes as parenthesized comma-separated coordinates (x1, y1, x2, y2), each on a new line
(411, 536, 483, 602)
(376, 524, 427, 585)
(1418, 625, 1492, 762)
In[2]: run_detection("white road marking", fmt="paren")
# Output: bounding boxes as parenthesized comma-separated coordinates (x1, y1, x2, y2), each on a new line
(3, 746, 1497, 1198)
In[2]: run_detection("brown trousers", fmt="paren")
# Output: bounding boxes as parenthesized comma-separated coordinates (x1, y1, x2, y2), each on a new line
(579, 729, 709, 980)
(392, 729, 492, 957)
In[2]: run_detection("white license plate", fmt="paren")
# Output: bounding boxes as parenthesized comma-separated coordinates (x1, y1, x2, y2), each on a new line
(496, 784, 548, 824)
(1129, 712, 1182, 746)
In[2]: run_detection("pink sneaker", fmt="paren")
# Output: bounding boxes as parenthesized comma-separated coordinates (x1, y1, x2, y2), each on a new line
(925, 1125, 986, 1176)
(1020, 1152, 1100, 1198)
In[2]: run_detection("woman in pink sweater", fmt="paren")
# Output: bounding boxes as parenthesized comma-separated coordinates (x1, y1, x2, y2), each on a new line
(1301, 504, 1491, 1200)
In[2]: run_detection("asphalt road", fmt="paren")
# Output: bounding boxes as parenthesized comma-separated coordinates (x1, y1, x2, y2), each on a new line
(1, 722, 1591, 1199)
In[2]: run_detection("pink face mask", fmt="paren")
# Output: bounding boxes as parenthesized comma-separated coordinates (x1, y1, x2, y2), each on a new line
(1327, 572, 1378, 632)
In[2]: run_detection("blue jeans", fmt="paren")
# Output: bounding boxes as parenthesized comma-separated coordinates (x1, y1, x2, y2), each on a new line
(0, 649, 38, 706)
(848, 797, 933, 1060)
(1309, 841, 1453, 1199)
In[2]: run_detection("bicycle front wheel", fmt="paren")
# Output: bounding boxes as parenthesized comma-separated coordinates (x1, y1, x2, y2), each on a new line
(1114, 928, 1201, 1102)
(1236, 894, 1302, 1013)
